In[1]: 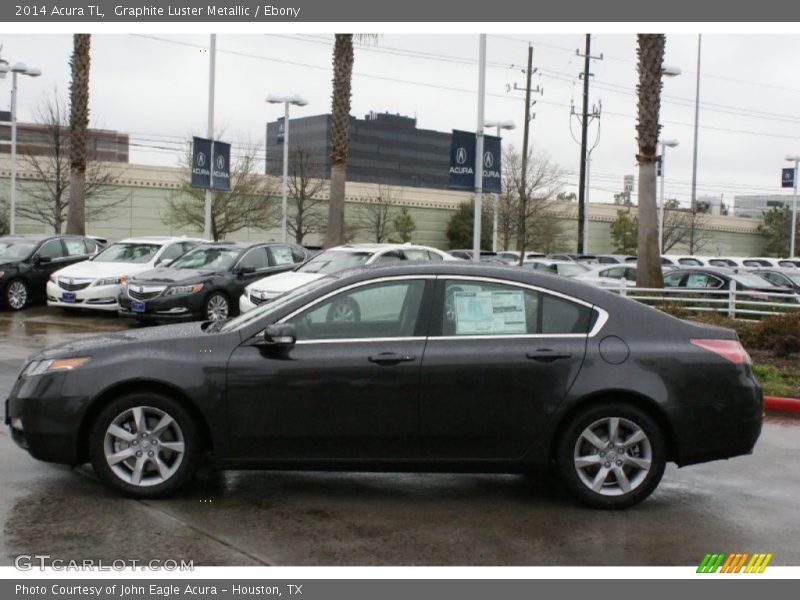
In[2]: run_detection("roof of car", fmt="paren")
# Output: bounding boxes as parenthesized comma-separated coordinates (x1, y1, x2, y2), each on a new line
(325, 243, 443, 253)
(1, 234, 84, 242)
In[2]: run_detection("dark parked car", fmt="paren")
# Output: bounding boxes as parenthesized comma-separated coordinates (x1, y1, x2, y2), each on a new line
(118, 241, 309, 322)
(7, 263, 762, 508)
(0, 234, 101, 310)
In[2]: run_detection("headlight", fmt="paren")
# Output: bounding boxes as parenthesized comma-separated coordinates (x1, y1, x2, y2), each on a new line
(94, 276, 127, 287)
(23, 357, 90, 377)
(165, 284, 204, 296)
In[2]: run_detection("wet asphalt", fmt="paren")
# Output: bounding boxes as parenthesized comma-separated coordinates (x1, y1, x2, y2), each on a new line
(1, 306, 798, 566)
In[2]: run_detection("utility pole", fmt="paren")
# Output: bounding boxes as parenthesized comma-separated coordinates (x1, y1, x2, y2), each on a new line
(513, 44, 542, 264)
(472, 34, 487, 262)
(689, 34, 702, 254)
(570, 99, 601, 252)
(576, 34, 603, 254)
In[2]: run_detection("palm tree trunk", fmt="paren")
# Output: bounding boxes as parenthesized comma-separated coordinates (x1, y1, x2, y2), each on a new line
(635, 34, 665, 289)
(324, 34, 354, 248)
(66, 33, 91, 235)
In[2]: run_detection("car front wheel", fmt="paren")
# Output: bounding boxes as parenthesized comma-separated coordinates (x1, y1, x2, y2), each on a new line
(4, 279, 29, 310)
(555, 402, 666, 509)
(89, 392, 202, 498)
(204, 291, 230, 322)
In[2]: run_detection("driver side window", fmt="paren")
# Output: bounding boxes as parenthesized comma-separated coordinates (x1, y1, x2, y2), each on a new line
(287, 279, 426, 341)
(37, 239, 65, 260)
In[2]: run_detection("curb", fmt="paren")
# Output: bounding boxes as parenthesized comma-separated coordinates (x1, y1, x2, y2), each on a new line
(764, 396, 800, 414)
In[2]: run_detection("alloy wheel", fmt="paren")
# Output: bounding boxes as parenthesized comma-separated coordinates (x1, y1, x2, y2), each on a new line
(103, 406, 185, 487)
(573, 416, 652, 497)
(206, 294, 229, 321)
(7, 281, 28, 310)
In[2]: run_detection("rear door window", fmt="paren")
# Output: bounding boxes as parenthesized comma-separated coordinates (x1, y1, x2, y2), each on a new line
(269, 245, 299, 266)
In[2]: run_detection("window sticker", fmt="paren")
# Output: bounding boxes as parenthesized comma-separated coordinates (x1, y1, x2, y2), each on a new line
(454, 290, 527, 335)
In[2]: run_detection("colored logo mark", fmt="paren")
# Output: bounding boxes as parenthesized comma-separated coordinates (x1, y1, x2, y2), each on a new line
(697, 553, 773, 573)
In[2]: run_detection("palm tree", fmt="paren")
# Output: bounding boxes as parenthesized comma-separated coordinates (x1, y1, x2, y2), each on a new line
(66, 34, 91, 235)
(634, 34, 666, 288)
(324, 34, 376, 248)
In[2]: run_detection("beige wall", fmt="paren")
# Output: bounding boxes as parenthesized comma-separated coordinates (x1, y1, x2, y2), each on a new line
(0, 157, 766, 256)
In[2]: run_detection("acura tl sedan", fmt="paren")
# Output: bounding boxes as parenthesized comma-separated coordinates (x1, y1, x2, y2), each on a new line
(5, 263, 762, 509)
(118, 241, 309, 322)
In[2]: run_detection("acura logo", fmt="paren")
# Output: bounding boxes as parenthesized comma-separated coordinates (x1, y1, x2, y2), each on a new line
(196, 152, 206, 167)
(68, 278, 74, 285)
(215, 154, 225, 170)
(484, 152, 494, 168)
(455, 147, 467, 165)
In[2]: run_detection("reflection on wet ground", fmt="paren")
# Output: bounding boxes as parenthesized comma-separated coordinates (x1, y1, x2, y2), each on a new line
(1, 306, 798, 566)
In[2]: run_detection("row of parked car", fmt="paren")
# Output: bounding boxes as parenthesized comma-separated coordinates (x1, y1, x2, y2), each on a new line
(2, 233, 799, 320)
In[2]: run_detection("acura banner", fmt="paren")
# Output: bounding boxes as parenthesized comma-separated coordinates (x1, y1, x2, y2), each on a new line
(448, 130, 502, 194)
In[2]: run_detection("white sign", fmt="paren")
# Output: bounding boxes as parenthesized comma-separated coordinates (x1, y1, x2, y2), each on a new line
(454, 290, 527, 335)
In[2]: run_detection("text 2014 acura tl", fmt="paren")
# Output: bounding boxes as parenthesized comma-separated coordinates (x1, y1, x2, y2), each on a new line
(5, 263, 762, 509)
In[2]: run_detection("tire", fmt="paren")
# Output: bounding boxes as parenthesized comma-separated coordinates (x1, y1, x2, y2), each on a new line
(88, 392, 202, 498)
(554, 402, 666, 510)
(326, 296, 361, 323)
(4, 279, 29, 311)
(204, 291, 230, 322)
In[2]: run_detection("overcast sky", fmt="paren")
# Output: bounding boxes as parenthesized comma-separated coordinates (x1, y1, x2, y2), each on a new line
(1, 33, 799, 208)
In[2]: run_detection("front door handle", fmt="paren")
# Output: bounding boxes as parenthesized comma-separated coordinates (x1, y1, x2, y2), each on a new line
(368, 352, 416, 366)
(526, 349, 573, 363)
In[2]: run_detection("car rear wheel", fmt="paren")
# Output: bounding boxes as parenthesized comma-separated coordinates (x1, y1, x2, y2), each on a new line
(204, 291, 230, 322)
(4, 279, 29, 310)
(555, 403, 666, 509)
(89, 392, 202, 498)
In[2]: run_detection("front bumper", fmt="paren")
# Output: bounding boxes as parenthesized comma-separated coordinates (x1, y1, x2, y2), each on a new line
(118, 289, 206, 320)
(46, 281, 121, 311)
(5, 370, 85, 465)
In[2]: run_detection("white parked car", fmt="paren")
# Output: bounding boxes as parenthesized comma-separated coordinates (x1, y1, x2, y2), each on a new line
(239, 243, 458, 313)
(575, 265, 639, 288)
(47, 236, 204, 312)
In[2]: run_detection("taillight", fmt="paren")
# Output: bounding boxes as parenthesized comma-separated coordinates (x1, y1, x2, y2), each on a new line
(690, 339, 750, 365)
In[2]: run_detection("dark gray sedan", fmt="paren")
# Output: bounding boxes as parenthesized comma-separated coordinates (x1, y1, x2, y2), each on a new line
(6, 263, 762, 509)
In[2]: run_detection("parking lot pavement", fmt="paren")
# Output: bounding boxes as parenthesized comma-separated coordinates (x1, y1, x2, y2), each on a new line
(2, 307, 799, 566)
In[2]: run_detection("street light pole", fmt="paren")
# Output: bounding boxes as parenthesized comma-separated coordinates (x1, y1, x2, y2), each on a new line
(204, 34, 216, 240)
(267, 94, 308, 244)
(484, 119, 515, 253)
(658, 139, 679, 253)
(472, 34, 487, 263)
(2, 62, 41, 235)
(787, 154, 800, 258)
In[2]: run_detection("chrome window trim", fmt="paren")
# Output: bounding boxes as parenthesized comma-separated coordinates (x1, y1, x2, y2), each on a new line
(274, 273, 609, 344)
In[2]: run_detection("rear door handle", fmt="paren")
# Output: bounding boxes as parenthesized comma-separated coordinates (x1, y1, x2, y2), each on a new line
(368, 352, 416, 366)
(526, 349, 573, 362)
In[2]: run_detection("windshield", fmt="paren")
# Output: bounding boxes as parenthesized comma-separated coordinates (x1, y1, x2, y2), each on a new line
(299, 250, 373, 274)
(731, 272, 778, 288)
(0, 240, 37, 261)
(219, 276, 334, 333)
(784, 272, 800, 286)
(94, 243, 160, 264)
(170, 247, 240, 270)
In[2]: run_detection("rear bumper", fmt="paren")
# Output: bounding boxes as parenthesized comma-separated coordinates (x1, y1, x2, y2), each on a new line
(669, 381, 763, 466)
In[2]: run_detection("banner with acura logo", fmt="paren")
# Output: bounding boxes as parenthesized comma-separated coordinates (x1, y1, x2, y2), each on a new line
(448, 130, 502, 194)
(190, 136, 231, 191)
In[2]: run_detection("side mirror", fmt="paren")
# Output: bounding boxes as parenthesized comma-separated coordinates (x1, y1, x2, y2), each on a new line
(236, 266, 256, 276)
(35, 255, 52, 264)
(262, 323, 296, 349)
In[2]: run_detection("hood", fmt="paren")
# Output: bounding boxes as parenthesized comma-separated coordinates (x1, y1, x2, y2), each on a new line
(35, 321, 206, 360)
(248, 271, 326, 294)
(129, 266, 220, 285)
(0, 260, 20, 271)
(54, 260, 154, 280)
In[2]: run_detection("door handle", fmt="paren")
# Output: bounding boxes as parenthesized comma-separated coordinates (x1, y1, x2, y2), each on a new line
(368, 352, 416, 366)
(526, 349, 573, 362)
